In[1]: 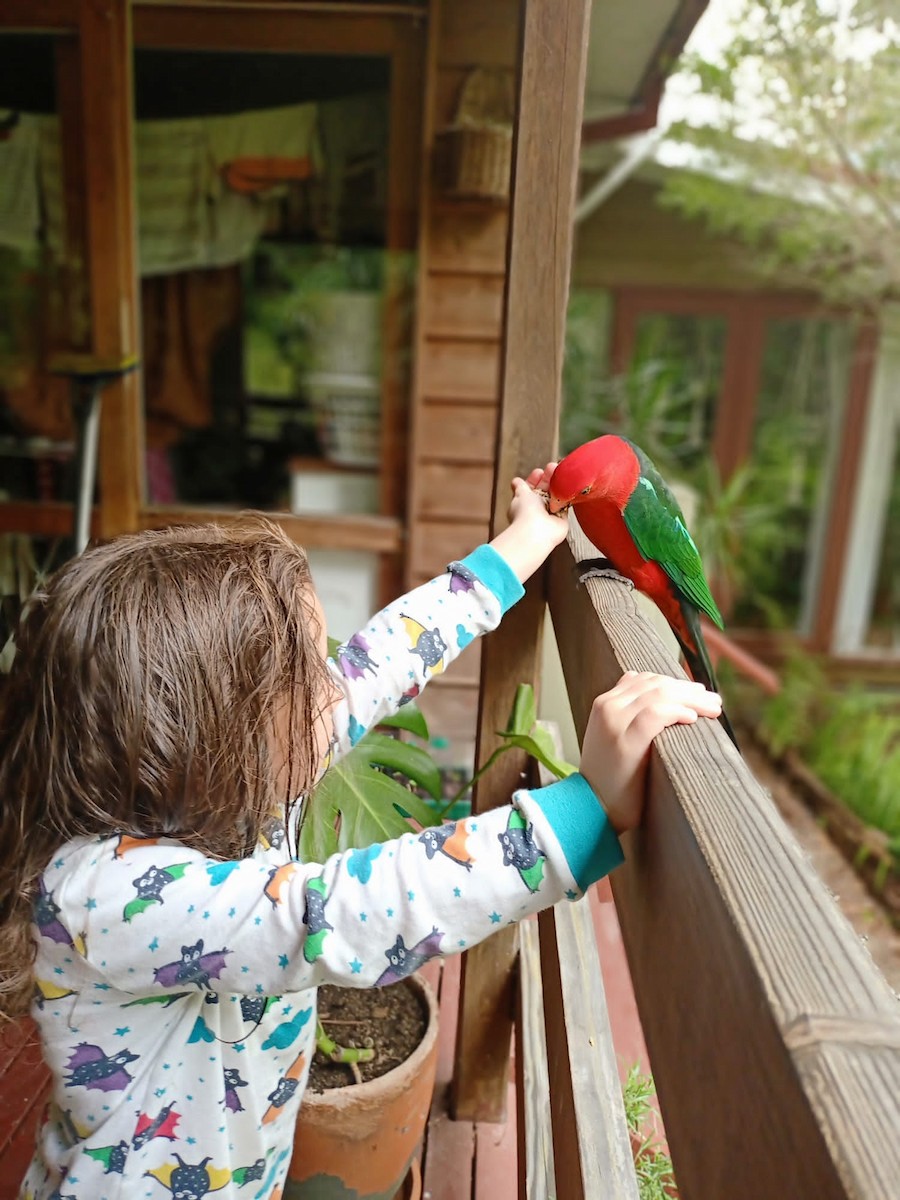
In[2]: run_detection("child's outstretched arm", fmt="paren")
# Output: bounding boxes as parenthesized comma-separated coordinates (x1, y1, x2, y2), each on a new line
(328, 463, 567, 754)
(48, 675, 719, 1005)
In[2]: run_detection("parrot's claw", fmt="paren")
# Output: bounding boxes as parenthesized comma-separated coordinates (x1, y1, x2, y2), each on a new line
(576, 558, 634, 589)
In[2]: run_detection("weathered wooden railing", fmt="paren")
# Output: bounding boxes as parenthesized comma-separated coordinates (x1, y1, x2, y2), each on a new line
(511, 526, 900, 1200)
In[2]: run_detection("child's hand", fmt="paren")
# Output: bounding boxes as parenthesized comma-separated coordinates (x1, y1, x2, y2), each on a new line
(579, 672, 723, 835)
(490, 463, 569, 583)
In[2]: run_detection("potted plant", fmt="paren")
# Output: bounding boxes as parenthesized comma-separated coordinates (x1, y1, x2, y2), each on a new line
(285, 680, 574, 1200)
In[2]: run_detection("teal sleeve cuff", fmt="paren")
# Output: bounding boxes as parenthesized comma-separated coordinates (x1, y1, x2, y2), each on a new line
(529, 773, 624, 891)
(455, 545, 525, 616)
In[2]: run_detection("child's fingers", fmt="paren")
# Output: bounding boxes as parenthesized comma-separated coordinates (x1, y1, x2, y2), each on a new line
(598, 675, 721, 744)
(522, 463, 558, 492)
(613, 671, 720, 711)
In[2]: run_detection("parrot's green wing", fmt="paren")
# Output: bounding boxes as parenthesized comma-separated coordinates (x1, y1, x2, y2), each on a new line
(622, 441, 724, 629)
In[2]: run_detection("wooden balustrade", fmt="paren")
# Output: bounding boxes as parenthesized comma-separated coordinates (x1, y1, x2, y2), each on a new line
(523, 524, 900, 1200)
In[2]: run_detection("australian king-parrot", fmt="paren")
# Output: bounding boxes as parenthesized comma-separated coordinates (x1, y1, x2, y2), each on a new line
(547, 434, 737, 746)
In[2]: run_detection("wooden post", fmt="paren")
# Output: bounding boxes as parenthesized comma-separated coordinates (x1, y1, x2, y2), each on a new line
(78, 0, 143, 538)
(451, 0, 592, 1122)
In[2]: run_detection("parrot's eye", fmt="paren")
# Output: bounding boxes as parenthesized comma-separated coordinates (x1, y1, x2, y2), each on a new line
(580, 486, 591, 495)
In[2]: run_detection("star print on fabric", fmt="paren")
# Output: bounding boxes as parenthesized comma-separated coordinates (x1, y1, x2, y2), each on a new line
(489, 912, 501, 923)
(359, 912, 367, 922)
(407, 890, 415, 901)
(386, 907, 394, 917)
(114, 1027, 130, 1037)
(149, 937, 159, 951)
(453, 888, 462, 898)
(566, 889, 579, 900)
(350, 959, 362, 974)
(279, 954, 289, 968)
(84, 898, 97, 910)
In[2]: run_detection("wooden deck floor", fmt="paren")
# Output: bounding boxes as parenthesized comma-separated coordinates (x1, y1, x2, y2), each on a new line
(0, 1013, 52, 1196)
(419, 884, 648, 1200)
(0, 890, 646, 1200)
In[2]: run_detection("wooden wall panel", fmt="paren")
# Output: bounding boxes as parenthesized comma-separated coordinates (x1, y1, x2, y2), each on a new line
(420, 339, 501, 401)
(423, 275, 505, 338)
(405, 0, 521, 756)
(416, 678, 486, 750)
(418, 402, 497, 463)
(437, 0, 520, 69)
(408, 518, 492, 581)
(428, 208, 509, 274)
(415, 462, 494, 520)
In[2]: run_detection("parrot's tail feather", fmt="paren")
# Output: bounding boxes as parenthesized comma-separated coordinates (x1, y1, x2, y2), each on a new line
(677, 610, 740, 751)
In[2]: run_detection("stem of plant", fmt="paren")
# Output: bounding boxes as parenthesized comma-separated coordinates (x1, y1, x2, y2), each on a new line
(436, 745, 509, 819)
(315, 1019, 375, 1065)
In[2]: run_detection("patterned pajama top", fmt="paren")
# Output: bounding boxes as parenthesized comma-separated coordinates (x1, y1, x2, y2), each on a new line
(21, 546, 623, 1200)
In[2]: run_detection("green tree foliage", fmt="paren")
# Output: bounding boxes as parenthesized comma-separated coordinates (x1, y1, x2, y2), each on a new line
(661, 0, 900, 307)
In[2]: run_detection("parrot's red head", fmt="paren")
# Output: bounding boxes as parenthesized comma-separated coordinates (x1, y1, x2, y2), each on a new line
(547, 435, 640, 513)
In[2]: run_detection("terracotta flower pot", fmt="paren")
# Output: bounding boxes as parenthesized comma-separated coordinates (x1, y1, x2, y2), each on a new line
(284, 974, 438, 1200)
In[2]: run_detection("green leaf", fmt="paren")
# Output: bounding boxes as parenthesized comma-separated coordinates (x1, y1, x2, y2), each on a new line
(505, 683, 537, 736)
(497, 728, 577, 781)
(379, 704, 429, 739)
(358, 731, 442, 800)
(300, 750, 438, 860)
(498, 684, 577, 780)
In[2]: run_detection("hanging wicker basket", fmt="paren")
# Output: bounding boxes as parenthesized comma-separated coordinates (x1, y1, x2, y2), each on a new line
(435, 68, 514, 202)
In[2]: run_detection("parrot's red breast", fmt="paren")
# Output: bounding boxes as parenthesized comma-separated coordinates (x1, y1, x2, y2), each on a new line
(548, 435, 709, 665)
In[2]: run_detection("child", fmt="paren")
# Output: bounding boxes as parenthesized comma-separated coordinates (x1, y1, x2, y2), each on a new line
(0, 465, 721, 1200)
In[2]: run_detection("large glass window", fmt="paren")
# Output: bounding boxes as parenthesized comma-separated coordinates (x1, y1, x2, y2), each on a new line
(627, 312, 727, 476)
(736, 318, 852, 631)
(562, 301, 727, 475)
(561, 291, 864, 645)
